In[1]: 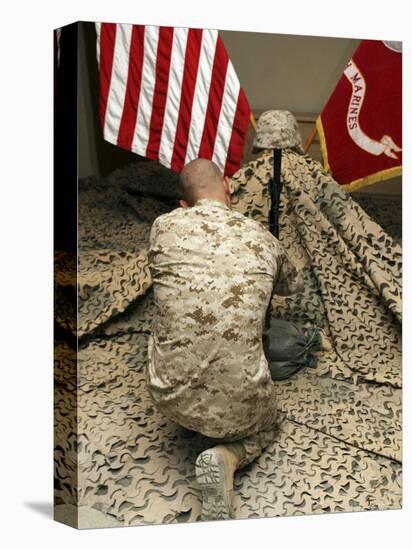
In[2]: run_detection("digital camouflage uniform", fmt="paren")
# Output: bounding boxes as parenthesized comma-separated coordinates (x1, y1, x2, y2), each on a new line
(147, 198, 303, 467)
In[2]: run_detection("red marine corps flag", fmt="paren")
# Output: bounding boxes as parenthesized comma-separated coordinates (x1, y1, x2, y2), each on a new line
(95, 23, 251, 176)
(316, 40, 402, 191)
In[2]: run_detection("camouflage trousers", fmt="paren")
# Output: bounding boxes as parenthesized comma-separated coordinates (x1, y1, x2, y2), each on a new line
(208, 401, 279, 469)
(175, 397, 278, 470)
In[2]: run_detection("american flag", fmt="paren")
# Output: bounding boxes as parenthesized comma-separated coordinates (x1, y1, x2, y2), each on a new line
(95, 23, 251, 176)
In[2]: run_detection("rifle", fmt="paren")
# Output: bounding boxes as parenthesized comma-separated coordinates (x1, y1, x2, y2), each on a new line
(264, 148, 282, 332)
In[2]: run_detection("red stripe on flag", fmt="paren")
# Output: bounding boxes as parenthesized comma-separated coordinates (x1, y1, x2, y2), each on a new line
(117, 25, 145, 150)
(170, 29, 203, 172)
(224, 88, 250, 176)
(145, 27, 174, 160)
(198, 35, 229, 161)
(99, 23, 117, 128)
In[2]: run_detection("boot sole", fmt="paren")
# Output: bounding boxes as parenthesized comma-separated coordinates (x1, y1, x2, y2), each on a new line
(195, 450, 231, 521)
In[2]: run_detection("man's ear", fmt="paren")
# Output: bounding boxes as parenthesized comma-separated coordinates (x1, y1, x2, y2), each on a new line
(179, 199, 190, 208)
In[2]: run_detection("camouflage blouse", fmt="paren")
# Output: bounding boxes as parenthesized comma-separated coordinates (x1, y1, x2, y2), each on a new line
(146, 198, 303, 439)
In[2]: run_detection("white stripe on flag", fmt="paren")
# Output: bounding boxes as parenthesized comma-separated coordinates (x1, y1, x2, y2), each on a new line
(95, 23, 101, 68)
(131, 26, 159, 156)
(212, 59, 240, 172)
(184, 29, 218, 165)
(158, 27, 189, 168)
(104, 24, 133, 143)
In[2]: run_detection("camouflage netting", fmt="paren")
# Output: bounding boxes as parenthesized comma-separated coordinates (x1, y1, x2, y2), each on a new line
(54, 154, 402, 528)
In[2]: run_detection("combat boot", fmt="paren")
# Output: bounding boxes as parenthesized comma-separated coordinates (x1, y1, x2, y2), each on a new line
(195, 442, 245, 521)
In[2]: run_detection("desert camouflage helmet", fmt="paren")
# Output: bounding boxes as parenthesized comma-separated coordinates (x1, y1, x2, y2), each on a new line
(253, 110, 304, 154)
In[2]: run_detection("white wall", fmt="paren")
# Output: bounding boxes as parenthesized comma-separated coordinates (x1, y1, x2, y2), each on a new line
(220, 30, 360, 114)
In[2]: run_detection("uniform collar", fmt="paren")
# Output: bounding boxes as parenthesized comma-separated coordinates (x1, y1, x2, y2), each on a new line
(194, 198, 230, 210)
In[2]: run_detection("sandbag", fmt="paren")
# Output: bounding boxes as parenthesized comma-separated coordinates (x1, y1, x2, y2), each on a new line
(263, 318, 320, 380)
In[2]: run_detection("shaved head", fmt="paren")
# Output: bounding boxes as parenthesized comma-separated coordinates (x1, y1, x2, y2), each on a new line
(179, 158, 227, 206)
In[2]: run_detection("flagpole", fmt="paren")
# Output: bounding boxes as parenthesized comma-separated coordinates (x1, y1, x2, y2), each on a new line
(250, 112, 257, 131)
(304, 124, 317, 153)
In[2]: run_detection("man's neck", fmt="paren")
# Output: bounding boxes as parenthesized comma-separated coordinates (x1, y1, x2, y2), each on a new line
(195, 197, 231, 209)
